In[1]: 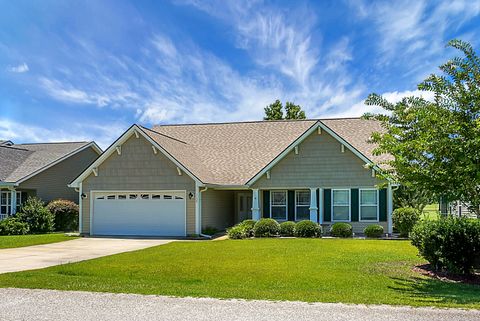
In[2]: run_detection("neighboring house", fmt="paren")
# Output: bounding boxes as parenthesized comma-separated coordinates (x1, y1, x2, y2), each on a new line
(0, 141, 102, 219)
(69, 118, 396, 237)
(439, 198, 478, 218)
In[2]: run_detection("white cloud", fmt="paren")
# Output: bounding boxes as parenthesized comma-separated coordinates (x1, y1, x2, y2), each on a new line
(0, 117, 126, 150)
(8, 63, 29, 73)
(325, 89, 435, 118)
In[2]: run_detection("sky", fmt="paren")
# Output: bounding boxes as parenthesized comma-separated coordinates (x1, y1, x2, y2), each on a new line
(1, 0, 479, 148)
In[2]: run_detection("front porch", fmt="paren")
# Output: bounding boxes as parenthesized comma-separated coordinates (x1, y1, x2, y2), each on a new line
(200, 186, 393, 234)
(0, 188, 32, 220)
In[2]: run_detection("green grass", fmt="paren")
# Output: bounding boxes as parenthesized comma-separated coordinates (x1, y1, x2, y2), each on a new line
(0, 238, 478, 308)
(0, 233, 77, 249)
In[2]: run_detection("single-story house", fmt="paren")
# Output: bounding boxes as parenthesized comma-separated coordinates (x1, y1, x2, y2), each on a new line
(69, 118, 395, 237)
(0, 141, 102, 219)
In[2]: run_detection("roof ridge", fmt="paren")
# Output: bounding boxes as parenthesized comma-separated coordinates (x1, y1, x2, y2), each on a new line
(16, 141, 90, 145)
(153, 119, 317, 127)
(0, 145, 30, 151)
(140, 126, 188, 145)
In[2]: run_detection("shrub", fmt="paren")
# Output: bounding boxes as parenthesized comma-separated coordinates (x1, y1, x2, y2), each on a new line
(279, 221, 296, 237)
(238, 219, 256, 237)
(0, 217, 29, 235)
(227, 225, 246, 239)
(363, 224, 384, 238)
(46, 199, 79, 232)
(392, 207, 420, 237)
(330, 222, 353, 238)
(15, 197, 54, 233)
(294, 220, 322, 238)
(411, 217, 480, 275)
(202, 226, 219, 236)
(253, 218, 280, 237)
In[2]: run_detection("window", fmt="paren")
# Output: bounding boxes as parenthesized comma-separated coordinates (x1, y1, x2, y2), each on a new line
(129, 194, 138, 199)
(295, 190, 310, 221)
(163, 195, 172, 200)
(106, 195, 116, 200)
(0, 191, 11, 217)
(271, 191, 287, 220)
(332, 189, 350, 221)
(175, 196, 183, 200)
(151, 194, 161, 200)
(360, 189, 378, 221)
(140, 194, 149, 200)
(117, 194, 127, 200)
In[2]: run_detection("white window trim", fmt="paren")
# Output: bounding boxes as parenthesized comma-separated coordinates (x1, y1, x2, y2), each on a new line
(294, 190, 310, 221)
(331, 189, 351, 222)
(270, 190, 288, 221)
(359, 188, 379, 222)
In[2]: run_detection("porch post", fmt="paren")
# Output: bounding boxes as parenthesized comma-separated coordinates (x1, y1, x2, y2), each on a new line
(318, 188, 324, 224)
(195, 183, 202, 235)
(309, 188, 318, 222)
(387, 183, 393, 234)
(10, 189, 17, 215)
(251, 189, 260, 220)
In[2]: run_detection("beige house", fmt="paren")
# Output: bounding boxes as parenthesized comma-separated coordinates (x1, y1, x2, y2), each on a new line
(69, 118, 395, 237)
(0, 141, 101, 219)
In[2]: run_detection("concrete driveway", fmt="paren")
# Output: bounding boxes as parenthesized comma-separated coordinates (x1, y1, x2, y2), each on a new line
(0, 237, 172, 274)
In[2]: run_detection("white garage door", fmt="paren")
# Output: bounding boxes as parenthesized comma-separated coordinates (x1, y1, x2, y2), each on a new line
(92, 191, 186, 236)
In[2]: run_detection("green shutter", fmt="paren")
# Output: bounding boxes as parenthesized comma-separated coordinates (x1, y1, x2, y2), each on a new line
(323, 189, 331, 222)
(263, 190, 270, 218)
(288, 190, 295, 221)
(351, 188, 359, 222)
(379, 188, 387, 221)
(316, 189, 320, 222)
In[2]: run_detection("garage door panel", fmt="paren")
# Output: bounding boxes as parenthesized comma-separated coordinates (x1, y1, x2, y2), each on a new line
(92, 192, 186, 236)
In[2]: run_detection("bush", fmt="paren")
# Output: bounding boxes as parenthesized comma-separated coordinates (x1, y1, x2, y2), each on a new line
(46, 199, 79, 232)
(330, 222, 353, 238)
(392, 207, 420, 237)
(0, 217, 29, 235)
(15, 197, 54, 233)
(294, 220, 322, 238)
(238, 219, 256, 237)
(253, 218, 280, 237)
(279, 221, 296, 236)
(364, 224, 384, 238)
(411, 217, 480, 275)
(202, 226, 219, 236)
(227, 225, 246, 239)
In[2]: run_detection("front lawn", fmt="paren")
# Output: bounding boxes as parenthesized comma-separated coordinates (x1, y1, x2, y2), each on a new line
(0, 233, 77, 249)
(0, 238, 478, 308)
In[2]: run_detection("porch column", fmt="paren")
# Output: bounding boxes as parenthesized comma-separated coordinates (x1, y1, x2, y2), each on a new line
(387, 183, 393, 234)
(10, 189, 17, 215)
(251, 189, 261, 220)
(309, 188, 318, 222)
(195, 184, 202, 235)
(318, 188, 324, 224)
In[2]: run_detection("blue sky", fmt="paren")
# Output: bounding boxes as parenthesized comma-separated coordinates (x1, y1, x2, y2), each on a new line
(1, 0, 479, 148)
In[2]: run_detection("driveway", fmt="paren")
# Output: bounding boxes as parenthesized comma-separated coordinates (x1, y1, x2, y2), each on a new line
(0, 237, 172, 273)
(0, 288, 478, 321)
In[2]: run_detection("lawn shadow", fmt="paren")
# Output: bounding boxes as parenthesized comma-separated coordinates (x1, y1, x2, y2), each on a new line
(388, 275, 480, 306)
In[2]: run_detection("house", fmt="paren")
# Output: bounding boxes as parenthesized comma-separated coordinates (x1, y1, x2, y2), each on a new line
(0, 141, 102, 219)
(69, 118, 395, 237)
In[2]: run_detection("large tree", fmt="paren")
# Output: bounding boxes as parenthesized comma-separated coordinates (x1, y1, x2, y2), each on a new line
(264, 100, 306, 120)
(364, 40, 480, 217)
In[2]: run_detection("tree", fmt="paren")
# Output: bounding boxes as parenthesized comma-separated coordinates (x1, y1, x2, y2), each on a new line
(264, 100, 284, 120)
(285, 102, 306, 119)
(393, 185, 434, 213)
(364, 40, 480, 217)
(264, 100, 306, 120)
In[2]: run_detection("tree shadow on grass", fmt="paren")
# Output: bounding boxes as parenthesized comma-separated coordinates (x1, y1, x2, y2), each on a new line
(388, 276, 480, 307)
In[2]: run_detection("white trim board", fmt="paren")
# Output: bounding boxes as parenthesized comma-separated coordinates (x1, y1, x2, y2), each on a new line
(69, 125, 203, 188)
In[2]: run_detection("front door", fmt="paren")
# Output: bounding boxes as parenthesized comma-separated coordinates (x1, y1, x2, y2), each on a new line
(238, 192, 252, 222)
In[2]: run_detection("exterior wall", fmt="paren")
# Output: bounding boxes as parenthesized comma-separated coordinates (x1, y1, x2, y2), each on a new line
(19, 147, 99, 203)
(201, 189, 235, 231)
(252, 129, 382, 189)
(81, 135, 196, 235)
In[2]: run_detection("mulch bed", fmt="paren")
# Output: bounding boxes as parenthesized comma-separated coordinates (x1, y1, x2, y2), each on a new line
(413, 264, 480, 285)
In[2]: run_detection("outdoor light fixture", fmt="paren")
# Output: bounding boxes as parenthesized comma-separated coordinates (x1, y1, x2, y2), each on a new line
(81, 193, 87, 199)
(188, 192, 194, 199)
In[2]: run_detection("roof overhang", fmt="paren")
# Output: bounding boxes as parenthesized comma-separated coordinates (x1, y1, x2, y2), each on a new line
(246, 120, 391, 186)
(69, 124, 203, 188)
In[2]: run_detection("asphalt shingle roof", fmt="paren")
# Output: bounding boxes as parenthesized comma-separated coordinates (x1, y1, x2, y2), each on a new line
(0, 142, 92, 183)
(147, 118, 388, 185)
